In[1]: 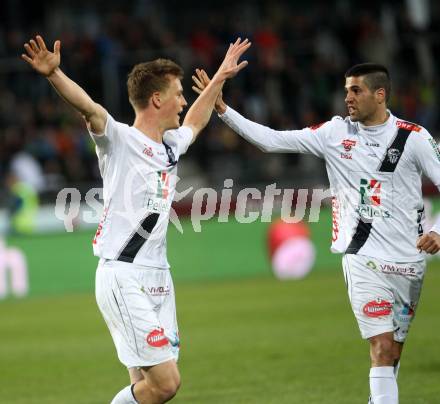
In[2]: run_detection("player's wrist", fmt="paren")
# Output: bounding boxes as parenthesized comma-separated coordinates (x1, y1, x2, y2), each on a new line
(46, 66, 61, 79)
(216, 102, 227, 115)
(211, 71, 228, 85)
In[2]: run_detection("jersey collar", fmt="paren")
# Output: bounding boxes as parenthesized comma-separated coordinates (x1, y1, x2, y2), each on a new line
(353, 110, 395, 136)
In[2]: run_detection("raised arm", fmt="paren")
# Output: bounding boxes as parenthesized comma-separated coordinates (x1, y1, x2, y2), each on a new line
(183, 38, 251, 142)
(22, 35, 107, 134)
(192, 69, 328, 157)
(192, 69, 227, 115)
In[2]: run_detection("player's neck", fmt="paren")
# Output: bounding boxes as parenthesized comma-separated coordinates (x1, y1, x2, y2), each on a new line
(361, 108, 389, 127)
(133, 114, 164, 144)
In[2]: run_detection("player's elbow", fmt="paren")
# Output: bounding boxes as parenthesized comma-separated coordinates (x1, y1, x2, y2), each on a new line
(177, 121, 197, 144)
(255, 142, 277, 153)
(84, 104, 107, 134)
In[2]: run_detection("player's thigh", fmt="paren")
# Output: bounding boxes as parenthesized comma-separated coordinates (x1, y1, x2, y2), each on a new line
(391, 260, 425, 342)
(158, 272, 179, 354)
(343, 254, 395, 339)
(96, 260, 177, 368)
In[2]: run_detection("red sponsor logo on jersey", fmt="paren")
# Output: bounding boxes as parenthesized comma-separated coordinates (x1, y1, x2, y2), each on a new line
(93, 206, 108, 244)
(309, 122, 325, 130)
(396, 120, 421, 133)
(156, 171, 170, 199)
(341, 139, 357, 152)
(362, 299, 392, 318)
(360, 179, 381, 206)
(143, 145, 154, 157)
(146, 328, 169, 347)
(331, 197, 339, 242)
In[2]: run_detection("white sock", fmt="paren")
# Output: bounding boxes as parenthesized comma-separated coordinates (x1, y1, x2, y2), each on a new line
(394, 360, 400, 380)
(111, 384, 137, 404)
(369, 366, 398, 404)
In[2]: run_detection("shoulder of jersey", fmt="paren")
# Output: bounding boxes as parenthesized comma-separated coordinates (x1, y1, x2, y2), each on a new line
(395, 119, 432, 142)
(395, 119, 423, 133)
(120, 121, 131, 130)
(308, 116, 344, 130)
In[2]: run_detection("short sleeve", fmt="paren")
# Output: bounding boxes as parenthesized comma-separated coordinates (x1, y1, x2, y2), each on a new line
(163, 126, 194, 157)
(88, 113, 120, 153)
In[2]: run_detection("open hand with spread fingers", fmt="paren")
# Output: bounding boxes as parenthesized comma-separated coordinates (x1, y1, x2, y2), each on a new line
(416, 231, 440, 254)
(215, 37, 251, 80)
(22, 35, 61, 77)
(192, 68, 226, 114)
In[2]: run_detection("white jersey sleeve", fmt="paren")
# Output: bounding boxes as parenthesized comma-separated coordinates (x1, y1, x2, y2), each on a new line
(88, 113, 122, 151)
(219, 106, 332, 158)
(410, 129, 440, 233)
(163, 126, 193, 157)
(411, 129, 440, 188)
(88, 113, 125, 177)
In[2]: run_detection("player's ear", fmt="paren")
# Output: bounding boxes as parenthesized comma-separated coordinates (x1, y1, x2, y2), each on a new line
(376, 88, 386, 104)
(151, 92, 161, 108)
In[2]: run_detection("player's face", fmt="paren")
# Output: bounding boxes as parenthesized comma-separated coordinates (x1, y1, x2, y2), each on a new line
(344, 76, 380, 124)
(160, 76, 187, 130)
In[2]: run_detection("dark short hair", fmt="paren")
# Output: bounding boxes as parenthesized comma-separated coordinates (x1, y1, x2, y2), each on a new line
(127, 58, 184, 109)
(345, 63, 391, 102)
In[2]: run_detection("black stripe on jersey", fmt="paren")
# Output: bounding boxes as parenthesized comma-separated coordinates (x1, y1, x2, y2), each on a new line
(346, 126, 412, 254)
(345, 219, 373, 254)
(378, 127, 411, 172)
(163, 141, 177, 167)
(117, 212, 160, 263)
(417, 206, 424, 237)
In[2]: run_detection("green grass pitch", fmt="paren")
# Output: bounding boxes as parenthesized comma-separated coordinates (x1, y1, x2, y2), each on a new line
(1, 271, 440, 403)
(1, 214, 440, 403)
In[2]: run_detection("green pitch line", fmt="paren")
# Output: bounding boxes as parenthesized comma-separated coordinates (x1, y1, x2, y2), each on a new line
(0, 269, 439, 403)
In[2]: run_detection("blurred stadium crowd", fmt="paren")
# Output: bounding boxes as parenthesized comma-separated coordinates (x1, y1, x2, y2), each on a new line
(1, 0, 439, 203)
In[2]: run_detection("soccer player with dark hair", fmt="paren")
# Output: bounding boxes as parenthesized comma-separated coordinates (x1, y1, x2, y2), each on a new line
(22, 35, 250, 404)
(193, 63, 440, 404)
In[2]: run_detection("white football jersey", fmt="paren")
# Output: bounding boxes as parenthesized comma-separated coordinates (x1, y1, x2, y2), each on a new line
(220, 107, 440, 262)
(89, 113, 193, 268)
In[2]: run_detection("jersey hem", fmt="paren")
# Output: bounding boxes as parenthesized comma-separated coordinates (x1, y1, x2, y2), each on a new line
(339, 251, 425, 264)
(94, 253, 170, 270)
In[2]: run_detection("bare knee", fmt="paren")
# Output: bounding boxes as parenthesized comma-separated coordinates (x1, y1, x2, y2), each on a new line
(369, 334, 395, 366)
(129, 368, 144, 384)
(153, 375, 181, 402)
(134, 370, 181, 404)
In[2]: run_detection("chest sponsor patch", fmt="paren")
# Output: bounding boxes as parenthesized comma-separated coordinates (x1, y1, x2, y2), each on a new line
(356, 178, 391, 219)
(342, 139, 357, 152)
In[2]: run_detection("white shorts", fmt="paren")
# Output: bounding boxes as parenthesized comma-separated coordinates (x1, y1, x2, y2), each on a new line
(342, 254, 425, 342)
(95, 259, 179, 368)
